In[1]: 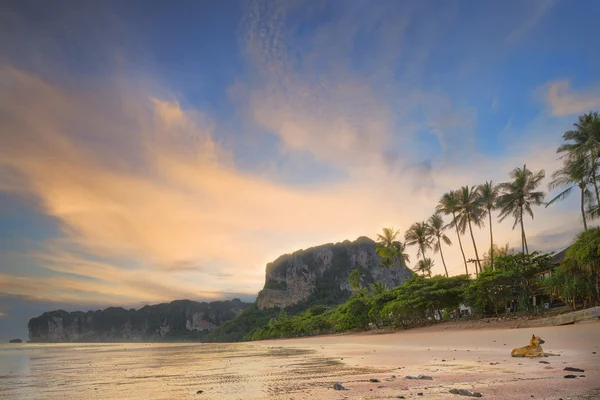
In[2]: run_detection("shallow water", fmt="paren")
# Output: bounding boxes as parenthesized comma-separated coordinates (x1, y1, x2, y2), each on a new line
(0, 342, 377, 399)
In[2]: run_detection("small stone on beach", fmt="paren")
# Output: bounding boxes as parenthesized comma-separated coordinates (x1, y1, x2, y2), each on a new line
(564, 367, 584, 372)
(564, 375, 578, 379)
(449, 388, 483, 397)
(333, 382, 346, 390)
(370, 378, 381, 382)
(196, 390, 203, 394)
(539, 361, 550, 364)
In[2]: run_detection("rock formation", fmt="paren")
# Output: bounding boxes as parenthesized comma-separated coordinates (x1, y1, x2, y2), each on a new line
(28, 299, 249, 342)
(256, 236, 413, 309)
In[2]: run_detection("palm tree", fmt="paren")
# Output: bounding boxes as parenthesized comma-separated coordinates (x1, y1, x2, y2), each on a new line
(375, 227, 410, 268)
(368, 281, 388, 296)
(426, 214, 452, 277)
(546, 152, 593, 231)
(436, 191, 469, 275)
(497, 165, 546, 255)
(456, 185, 485, 275)
(478, 181, 500, 270)
(405, 222, 433, 263)
(557, 112, 600, 207)
(348, 268, 364, 292)
(414, 258, 433, 277)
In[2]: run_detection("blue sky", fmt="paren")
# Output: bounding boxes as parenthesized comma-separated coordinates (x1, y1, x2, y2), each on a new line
(1, 0, 600, 340)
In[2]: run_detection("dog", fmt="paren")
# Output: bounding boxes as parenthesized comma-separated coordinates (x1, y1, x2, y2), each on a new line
(511, 334, 560, 357)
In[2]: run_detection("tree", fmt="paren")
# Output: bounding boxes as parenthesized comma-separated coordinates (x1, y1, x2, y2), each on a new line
(376, 227, 410, 268)
(456, 185, 485, 274)
(497, 165, 545, 255)
(426, 214, 452, 277)
(414, 258, 434, 278)
(481, 243, 510, 270)
(437, 191, 469, 274)
(478, 181, 500, 270)
(348, 268, 365, 292)
(405, 222, 433, 265)
(565, 227, 600, 303)
(557, 112, 600, 208)
(546, 152, 593, 231)
(368, 281, 388, 296)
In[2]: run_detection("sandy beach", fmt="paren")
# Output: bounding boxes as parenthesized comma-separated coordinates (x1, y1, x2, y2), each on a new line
(260, 320, 600, 399)
(1, 320, 598, 399)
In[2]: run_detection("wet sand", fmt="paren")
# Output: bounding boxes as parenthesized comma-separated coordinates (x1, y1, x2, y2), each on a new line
(262, 320, 600, 399)
(1, 321, 598, 399)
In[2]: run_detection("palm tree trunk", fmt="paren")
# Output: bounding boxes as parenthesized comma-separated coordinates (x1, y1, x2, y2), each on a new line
(453, 211, 469, 275)
(580, 185, 588, 231)
(520, 207, 529, 255)
(590, 150, 600, 206)
(438, 237, 449, 277)
(467, 215, 481, 275)
(488, 207, 494, 271)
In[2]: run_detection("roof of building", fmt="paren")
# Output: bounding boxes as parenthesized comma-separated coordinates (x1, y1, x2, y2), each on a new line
(550, 246, 571, 265)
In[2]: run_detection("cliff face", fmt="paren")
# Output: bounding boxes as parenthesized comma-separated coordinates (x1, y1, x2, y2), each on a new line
(256, 236, 413, 310)
(28, 299, 249, 342)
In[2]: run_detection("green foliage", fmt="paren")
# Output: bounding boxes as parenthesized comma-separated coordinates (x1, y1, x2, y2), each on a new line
(206, 303, 279, 342)
(333, 294, 372, 331)
(464, 252, 555, 315)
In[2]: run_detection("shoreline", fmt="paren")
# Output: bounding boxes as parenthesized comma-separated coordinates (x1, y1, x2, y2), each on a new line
(254, 320, 600, 399)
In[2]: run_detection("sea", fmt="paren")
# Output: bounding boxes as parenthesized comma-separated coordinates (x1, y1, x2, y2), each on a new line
(0, 342, 371, 399)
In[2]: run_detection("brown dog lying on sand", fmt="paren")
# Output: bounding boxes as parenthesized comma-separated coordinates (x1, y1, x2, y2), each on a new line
(511, 334, 560, 357)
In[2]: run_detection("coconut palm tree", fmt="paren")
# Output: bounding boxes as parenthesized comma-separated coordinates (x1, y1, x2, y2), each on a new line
(426, 214, 452, 277)
(414, 258, 434, 278)
(456, 185, 485, 275)
(348, 268, 365, 292)
(368, 280, 388, 296)
(375, 227, 410, 268)
(478, 181, 500, 270)
(405, 222, 433, 263)
(497, 165, 546, 255)
(546, 152, 593, 231)
(436, 191, 469, 275)
(557, 112, 600, 207)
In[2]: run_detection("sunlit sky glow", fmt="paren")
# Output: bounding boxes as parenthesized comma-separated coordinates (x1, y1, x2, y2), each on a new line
(1, 0, 600, 339)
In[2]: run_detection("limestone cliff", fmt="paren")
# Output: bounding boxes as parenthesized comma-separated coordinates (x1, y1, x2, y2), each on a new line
(28, 299, 249, 342)
(256, 236, 413, 310)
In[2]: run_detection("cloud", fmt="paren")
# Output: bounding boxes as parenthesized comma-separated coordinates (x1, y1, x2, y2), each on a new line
(544, 80, 600, 116)
(0, 1, 590, 305)
(505, 0, 556, 42)
(234, 0, 475, 173)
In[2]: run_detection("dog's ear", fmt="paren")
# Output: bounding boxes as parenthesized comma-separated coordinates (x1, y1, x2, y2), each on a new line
(532, 334, 535, 338)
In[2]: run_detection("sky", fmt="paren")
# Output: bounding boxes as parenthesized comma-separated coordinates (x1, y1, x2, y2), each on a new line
(1, 0, 600, 340)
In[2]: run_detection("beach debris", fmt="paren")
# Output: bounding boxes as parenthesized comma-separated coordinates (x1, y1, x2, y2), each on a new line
(593, 352, 596, 354)
(196, 390, 204, 394)
(579, 375, 586, 377)
(489, 362, 499, 365)
(564, 367, 584, 372)
(539, 361, 550, 364)
(385, 375, 397, 382)
(564, 375, 578, 379)
(544, 366, 553, 369)
(396, 396, 406, 399)
(404, 375, 433, 380)
(417, 393, 423, 396)
(369, 378, 381, 382)
(449, 388, 483, 397)
(333, 382, 346, 390)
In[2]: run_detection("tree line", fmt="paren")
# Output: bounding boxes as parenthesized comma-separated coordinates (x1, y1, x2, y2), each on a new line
(376, 112, 600, 279)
